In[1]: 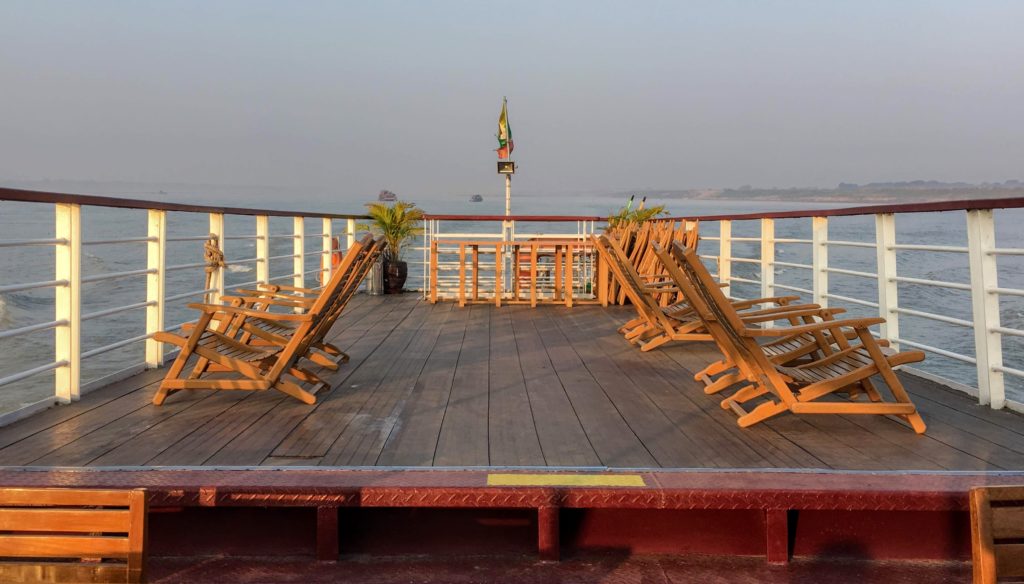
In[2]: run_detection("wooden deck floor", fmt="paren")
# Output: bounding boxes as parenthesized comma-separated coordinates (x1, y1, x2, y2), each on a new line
(1, 295, 1023, 470)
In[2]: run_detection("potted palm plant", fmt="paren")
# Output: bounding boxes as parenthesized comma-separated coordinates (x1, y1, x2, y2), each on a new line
(359, 200, 424, 293)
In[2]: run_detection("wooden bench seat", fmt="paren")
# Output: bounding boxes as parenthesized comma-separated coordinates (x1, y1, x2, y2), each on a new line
(0, 487, 147, 583)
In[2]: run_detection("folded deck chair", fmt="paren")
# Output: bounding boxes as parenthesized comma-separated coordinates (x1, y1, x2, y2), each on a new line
(656, 240, 927, 433)
(151, 236, 372, 405)
(594, 233, 819, 352)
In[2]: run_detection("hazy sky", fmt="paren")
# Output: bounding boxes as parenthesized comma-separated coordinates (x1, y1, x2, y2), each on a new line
(2, 1, 1022, 201)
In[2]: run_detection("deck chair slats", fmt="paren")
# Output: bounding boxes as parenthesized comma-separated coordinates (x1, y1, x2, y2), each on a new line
(153, 236, 380, 405)
(652, 240, 927, 433)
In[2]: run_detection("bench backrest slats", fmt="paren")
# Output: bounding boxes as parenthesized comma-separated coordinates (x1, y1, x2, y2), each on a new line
(0, 487, 147, 583)
(971, 485, 1024, 584)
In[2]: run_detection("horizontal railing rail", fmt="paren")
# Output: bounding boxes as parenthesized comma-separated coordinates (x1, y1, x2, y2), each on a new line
(0, 186, 369, 219)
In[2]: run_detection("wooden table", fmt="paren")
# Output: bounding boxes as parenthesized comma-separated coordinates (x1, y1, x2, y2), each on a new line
(429, 239, 609, 308)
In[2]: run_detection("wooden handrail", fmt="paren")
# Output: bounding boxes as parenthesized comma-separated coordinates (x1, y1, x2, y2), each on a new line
(0, 187, 368, 219)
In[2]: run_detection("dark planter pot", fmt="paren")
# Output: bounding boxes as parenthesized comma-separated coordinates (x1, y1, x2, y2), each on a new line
(384, 259, 408, 294)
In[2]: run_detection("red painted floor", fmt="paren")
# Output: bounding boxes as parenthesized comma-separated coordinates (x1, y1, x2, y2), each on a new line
(149, 554, 970, 583)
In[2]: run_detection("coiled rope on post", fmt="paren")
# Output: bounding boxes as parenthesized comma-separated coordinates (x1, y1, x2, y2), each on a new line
(204, 234, 226, 303)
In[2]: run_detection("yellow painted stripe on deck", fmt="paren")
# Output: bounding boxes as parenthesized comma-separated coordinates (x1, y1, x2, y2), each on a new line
(486, 473, 646, 487)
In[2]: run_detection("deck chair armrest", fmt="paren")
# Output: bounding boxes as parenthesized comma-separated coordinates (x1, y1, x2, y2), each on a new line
(729, 295, 801, 310)
(742, 317, 886, 337)
(267, 283, 318, 294)
(739, 307, 834, 324)
(234, 288, 316, 302)
(226, 294, 314, 308)
(186, 303, 311, 322)
(153, 331, 189, 347)
(736, 303, 821, 318)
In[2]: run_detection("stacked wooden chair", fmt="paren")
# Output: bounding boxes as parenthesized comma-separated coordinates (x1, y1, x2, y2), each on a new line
(593, 233, 836, 356)
(151, 235, 382, 406)
(652, 240, 927, 433)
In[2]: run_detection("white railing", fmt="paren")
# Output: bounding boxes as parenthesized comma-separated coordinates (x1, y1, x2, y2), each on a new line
(3, 188, 1023, 423)
(692, 199, 1024, 414)
(0, 187, 362, 425)
(418, 214, 602, 301)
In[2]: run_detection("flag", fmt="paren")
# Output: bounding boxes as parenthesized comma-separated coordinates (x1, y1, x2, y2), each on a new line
(496, 97, 513, 159)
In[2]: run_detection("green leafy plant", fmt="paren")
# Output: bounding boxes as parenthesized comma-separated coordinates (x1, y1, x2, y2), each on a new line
(358, 201, 424, 262)
(606, 195, 668, 229)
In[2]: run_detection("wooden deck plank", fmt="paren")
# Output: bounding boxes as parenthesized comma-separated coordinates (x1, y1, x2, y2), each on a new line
(1, 297, 1022, 472)
(375, 305, 472, 466)
(434, 304, 492, 466)
(321, 302, 455, 466)
(487, 306, 545, 467)
(269, 296, 425, 459)
(0, 368, 167, 453)
(204, 299, 400, 466)
(568, 306, 808, 469)
(508, 305, 601, 467)
(529, 307, 658, 468)
(554, 306, 716, 468)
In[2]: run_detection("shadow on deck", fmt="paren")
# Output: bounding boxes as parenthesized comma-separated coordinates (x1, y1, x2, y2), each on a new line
(1, 294, 1023, 471)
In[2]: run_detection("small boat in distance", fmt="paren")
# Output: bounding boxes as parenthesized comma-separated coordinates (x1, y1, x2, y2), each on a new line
(469, 194, 483, 202)
(378, 189, 398, 202)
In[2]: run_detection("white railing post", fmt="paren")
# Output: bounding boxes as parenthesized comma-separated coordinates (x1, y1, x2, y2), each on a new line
(718, 220, 732, 297)
(54, 203, 81, 403)
(293, 217, 305, 293)
(256, 215, 269, 285)
(812, 216, 828, 307)
(346, 218, 356, 251)
(760, 218, 775, 323)
(209, 213, 225, 303)
(875, 213, 899, 348)
(145, 210, 167, 368)
(321, 218, 333, 286)
(967, 209, 1005, 409)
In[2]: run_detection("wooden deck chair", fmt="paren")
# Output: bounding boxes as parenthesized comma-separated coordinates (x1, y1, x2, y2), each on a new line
(650, 239, 864, 395)
(151, 235, 371, 405)
(970, 485, 1024, 584)
(228, 234, 380, 368)
(658, 240, 927, 433)
(594, 233, 821, 352)
(177, 236, 379, 384)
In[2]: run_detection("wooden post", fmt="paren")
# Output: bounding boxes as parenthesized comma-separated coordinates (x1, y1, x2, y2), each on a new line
(430, 240, 439, 303)
(597, 248, 609, 307)
(472, 244, 479, 302)
(554, 245, 563, 301)
(530, 244, 539, 308)
(565, 242, 573, 308)
(494, 243, 503, 307)
(458, 243, 466, 308)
